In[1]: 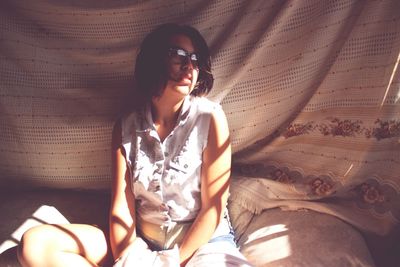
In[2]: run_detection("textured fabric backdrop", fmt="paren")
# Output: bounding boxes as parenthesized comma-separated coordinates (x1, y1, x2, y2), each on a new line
(1, 0, 399, 237)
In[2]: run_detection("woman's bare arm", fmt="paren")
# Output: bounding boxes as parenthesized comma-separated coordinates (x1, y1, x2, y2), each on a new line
(109, 120, 137, 260)
(178, 107, 232, 265)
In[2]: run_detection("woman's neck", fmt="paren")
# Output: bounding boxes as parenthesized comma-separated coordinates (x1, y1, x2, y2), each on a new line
(151, 95, 186, 141)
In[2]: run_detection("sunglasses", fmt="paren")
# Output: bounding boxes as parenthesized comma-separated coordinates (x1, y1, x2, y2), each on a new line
(168, 48, 199, 69)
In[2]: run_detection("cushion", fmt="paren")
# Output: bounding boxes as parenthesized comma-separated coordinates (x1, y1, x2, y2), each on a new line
(237, 208, 375, 267)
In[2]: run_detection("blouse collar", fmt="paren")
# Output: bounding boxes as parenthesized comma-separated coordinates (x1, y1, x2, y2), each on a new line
(143, 95, 192, 132)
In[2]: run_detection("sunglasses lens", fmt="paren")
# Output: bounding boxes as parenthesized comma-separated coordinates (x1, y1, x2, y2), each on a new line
(170, 48, 199, 68)
(176, 49, 187, 57)
(190, 54, 198, 61)
(189, 54, 198, 68)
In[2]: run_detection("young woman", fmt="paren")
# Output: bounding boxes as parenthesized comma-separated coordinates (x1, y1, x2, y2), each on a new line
(18, 23, 252, 267)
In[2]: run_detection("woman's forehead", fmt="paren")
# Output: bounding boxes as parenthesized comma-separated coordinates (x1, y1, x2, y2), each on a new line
(168, 34, 196, 53)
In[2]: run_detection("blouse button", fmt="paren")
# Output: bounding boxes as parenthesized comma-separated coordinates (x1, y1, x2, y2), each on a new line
(184, 164, 188, 168)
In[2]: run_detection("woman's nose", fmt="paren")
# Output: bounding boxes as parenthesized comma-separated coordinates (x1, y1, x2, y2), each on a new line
(182, 57, 195, 70)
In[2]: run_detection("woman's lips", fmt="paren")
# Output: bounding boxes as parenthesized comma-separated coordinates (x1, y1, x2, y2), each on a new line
(179, 75, 192, 85)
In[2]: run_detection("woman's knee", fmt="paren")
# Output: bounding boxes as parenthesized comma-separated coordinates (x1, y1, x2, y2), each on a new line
(18, 224, 110, 266)
(18, 225, 53, 266)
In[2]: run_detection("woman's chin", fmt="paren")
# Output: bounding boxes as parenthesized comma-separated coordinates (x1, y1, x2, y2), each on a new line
(174, 85, 193, 95)
(165, 81, 195, 97)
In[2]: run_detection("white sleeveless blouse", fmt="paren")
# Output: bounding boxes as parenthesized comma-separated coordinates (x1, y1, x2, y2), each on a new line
(121, 96, 221, 226)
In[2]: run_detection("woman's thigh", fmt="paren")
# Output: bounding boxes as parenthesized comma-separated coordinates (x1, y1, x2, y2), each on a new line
(20, 223, 110, 266)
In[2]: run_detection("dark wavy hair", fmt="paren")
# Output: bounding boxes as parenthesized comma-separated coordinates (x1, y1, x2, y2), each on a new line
(133, 23, 214, 105)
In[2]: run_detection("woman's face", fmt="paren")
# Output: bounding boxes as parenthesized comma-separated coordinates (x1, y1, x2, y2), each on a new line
(164, 34, 199, 98)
